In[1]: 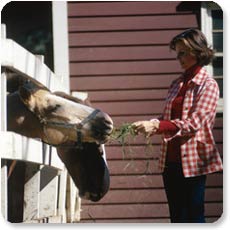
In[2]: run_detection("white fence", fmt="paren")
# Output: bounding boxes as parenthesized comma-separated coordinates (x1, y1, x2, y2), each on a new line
(1, 24, 80, 223)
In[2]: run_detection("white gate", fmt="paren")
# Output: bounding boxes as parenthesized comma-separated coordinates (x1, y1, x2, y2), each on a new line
(1, 24, 81, 223)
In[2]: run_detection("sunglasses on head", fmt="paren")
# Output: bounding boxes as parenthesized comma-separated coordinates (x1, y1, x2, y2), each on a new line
(176, 29, 194, 39)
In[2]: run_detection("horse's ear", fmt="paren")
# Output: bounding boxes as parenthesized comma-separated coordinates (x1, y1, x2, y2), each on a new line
(19, 81, 43, 109)
(19, 85, 31, 105)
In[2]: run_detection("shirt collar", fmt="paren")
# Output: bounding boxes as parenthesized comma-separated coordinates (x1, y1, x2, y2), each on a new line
(183, 65, 202, 81)
(191, 67, 208, 85)
(178, 66, 207, 86)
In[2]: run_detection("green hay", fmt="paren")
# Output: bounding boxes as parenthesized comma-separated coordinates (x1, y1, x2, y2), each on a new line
(110, 123, 137, 159)
(111, 123, 136, 142)
(110, 123, 155, 159)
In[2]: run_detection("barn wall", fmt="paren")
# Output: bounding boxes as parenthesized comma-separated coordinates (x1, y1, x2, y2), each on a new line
(68, 1, 223, 223)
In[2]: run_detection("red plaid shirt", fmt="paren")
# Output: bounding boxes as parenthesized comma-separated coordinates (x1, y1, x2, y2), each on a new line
(158, 67, 223, 177)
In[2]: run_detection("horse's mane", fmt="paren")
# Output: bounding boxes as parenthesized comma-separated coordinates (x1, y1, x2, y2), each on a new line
(53, 91, 92, 107)
(7, 72, 91, 106)
(7, 72, 49, 93)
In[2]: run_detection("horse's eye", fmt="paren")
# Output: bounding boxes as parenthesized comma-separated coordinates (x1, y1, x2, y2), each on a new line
(45, 104, 61, 114)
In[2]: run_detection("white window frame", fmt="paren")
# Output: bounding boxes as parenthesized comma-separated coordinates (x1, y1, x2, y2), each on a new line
(201, 2, 223, 113)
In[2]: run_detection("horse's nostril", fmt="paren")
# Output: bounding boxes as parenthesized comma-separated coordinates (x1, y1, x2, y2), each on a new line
(96, 112, 113, 133)
(97, 111, 113, 126)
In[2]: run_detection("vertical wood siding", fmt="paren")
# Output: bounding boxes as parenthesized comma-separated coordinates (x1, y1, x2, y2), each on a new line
(68, 1, 223, 223)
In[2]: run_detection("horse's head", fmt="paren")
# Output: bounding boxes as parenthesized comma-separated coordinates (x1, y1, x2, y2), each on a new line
(57, 142, 110, 201)
(18, 81, 113, 145)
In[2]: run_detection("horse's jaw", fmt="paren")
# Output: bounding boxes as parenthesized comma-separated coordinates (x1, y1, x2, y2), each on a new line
(57, 143, 110, 202)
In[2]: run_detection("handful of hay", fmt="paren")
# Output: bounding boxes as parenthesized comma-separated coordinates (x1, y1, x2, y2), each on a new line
(109, 123, 136, 157)
(109, 123, 157, 173)
(109, 123, 154, 158)
(110, 123, 136, 143)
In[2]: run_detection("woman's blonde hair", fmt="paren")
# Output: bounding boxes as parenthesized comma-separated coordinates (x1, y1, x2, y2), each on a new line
(170, 28, 214, 66)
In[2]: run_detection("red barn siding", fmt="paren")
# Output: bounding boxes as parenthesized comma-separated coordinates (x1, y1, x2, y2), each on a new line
(68, 1, 223, 223)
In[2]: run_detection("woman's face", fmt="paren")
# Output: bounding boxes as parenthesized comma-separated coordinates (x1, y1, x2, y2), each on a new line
(175, 41, 197, 70)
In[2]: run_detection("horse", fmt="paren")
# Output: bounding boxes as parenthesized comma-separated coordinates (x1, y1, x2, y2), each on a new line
(6, 73, 113, 201)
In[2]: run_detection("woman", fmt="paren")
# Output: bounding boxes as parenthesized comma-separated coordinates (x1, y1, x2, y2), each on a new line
(132, 29, 223, 223)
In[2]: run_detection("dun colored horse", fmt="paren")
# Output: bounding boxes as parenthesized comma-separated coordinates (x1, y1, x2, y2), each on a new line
(6, 74, 113, 201)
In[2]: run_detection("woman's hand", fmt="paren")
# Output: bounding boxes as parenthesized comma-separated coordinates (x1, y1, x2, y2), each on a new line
(132, 120, 160, 138)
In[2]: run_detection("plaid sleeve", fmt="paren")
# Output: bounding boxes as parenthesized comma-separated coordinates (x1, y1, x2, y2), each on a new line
(167, 78, 219, 140)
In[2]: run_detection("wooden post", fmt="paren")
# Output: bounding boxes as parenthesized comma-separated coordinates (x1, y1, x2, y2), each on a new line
(1, 24, 6, 39)
(38, 166, 59, 219)
(66, 176, 81, 222)
(74, 189, 81, 222)
(52, 1, 70, 93)
(23, 163, 40, 222)
(0, 71, 7, 131)
(66, 176, 74, 222)
(1, 25, 7, 131)
(1, 160, 8, 221)
(1, 24, 7, 221)
(57, 168, 67, 223)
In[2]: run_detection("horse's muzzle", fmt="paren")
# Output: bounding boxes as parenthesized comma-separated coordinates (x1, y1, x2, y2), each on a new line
(90, 111, 113, 143)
